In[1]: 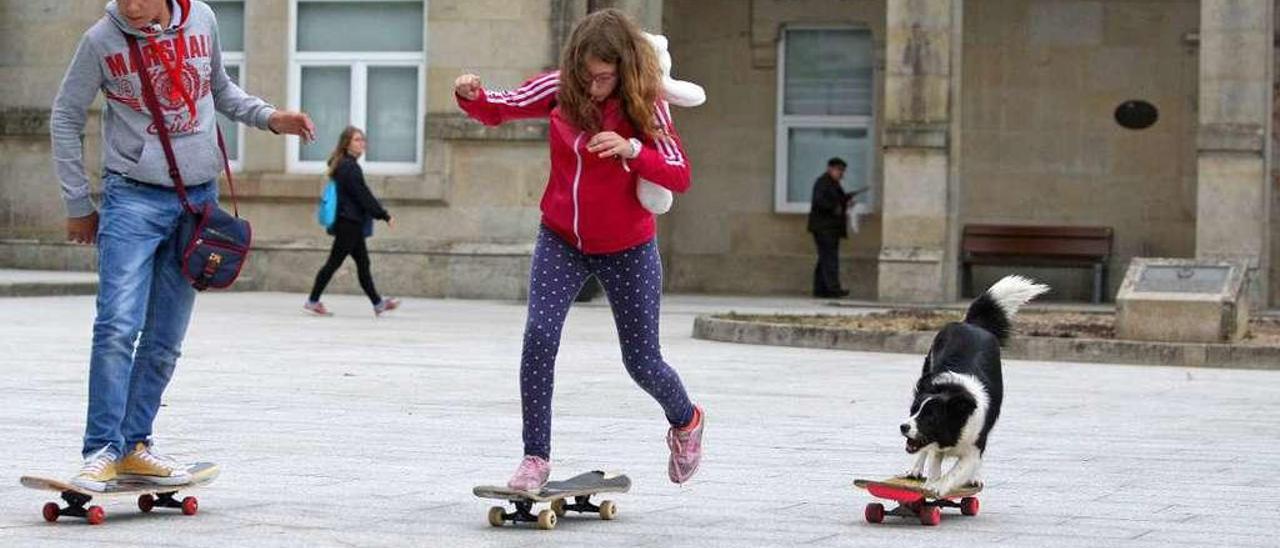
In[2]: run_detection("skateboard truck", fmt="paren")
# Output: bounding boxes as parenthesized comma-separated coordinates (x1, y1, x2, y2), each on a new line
(488, 494, 618, 530)
(490, 500, 549, 529)
(137, 491, 200, 515)
(41, 489, 198, 525)
(552, 495, 616, 518)
(865, 496, 979, 526)
(43, 491, 104, 524)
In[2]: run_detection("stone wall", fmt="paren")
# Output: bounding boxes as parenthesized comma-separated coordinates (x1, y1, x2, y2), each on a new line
(960, 0, 1201, 301)
(4, 0, 1276, 304)
(663, 0, 887, 297)
(0, 0, 562, 300)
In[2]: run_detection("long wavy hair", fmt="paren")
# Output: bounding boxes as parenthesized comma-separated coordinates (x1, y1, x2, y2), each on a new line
(557, 9, 663, 138)
(326, 126, 363, 177)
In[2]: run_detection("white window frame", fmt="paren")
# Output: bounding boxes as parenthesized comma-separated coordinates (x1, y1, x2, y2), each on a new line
(775, 25, 875, 214)
(287, 0, 427, 175)
(209, 0, 246, 172)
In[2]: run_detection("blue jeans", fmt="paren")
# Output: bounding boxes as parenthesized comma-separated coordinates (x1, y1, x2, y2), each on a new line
(83, 172, 217, 458)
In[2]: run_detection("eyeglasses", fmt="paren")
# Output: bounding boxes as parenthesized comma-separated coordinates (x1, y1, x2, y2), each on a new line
(582, 72, 617, 86)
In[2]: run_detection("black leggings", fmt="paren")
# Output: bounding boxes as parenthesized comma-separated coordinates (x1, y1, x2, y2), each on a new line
(309, 218, 381, 305)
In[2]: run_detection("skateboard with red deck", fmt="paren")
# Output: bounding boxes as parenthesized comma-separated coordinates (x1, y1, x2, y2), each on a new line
(854, 476, 981, 526)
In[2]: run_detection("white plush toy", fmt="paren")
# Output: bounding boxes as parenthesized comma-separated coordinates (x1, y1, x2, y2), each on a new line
(637, 32, 705, 215)
(648, 33, 706, 108)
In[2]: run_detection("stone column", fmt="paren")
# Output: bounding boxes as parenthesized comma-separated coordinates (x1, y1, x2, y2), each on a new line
(1197, 0, 1273, 305)
(552, 0, 587, 64)
(878, 0, 959, 302)
(242, 0, 289, 172)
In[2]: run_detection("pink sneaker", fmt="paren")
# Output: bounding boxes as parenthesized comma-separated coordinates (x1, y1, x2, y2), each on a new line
(303, 301, 332, 316)
(667, 405, 705, 484)
(374, 297, 400, 316)
(506, 455, 550, 491)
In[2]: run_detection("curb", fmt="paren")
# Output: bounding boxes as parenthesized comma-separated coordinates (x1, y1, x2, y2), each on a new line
(0, 282, 98, 297)
(692, 315, 1280, 371)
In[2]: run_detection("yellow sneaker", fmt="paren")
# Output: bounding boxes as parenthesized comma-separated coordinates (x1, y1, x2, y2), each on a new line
(71, 447, 119, 492)
(118, 442, 192, 486)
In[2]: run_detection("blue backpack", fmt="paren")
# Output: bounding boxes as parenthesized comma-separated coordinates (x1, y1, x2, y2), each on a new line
(316, 179, 337, 229)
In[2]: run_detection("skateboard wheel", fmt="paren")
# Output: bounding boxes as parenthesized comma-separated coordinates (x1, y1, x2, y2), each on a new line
(960, 496, 979, 516)
(598, 500, 617, 520)
(487, 506, 506, 527)
(87, 505, 106, 525)
(536, 508, 557, 530)
(181, 497, 198, 516)
(864, 503, 885, 524)
(550, 498, 567, 517)
(919, 506, 940, 526)
(138, 494, 155, 513)
(42, 502, 60, 523)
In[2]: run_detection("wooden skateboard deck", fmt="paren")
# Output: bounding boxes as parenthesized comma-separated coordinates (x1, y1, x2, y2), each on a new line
(854, 476, 982, 526)
(21, 462, 219, 524)
(474, 470, 630, 530)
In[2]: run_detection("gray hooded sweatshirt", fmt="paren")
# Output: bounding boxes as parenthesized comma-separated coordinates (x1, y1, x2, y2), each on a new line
(51, 0, 276, 218)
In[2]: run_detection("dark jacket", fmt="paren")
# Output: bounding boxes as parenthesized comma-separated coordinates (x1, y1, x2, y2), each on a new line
(807, 173, 850, 238)
(333, 154, 390, 225)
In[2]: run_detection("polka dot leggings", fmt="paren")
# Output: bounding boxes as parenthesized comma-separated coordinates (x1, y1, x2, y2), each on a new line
(520, 225, 695, 459)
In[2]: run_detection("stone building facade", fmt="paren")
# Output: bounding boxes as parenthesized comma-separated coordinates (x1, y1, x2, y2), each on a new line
(1, 0, 1276, 305)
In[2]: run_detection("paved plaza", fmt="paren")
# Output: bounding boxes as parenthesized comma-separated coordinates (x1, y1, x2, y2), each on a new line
(0, 292, 1275, 547)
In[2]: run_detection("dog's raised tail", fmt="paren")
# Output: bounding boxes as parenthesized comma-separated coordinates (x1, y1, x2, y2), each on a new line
(964, 275, 1050, 343)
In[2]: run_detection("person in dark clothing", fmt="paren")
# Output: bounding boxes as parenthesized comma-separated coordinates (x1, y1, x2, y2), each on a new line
(807, 157, 865, 298)
(304, 126, 399, 316)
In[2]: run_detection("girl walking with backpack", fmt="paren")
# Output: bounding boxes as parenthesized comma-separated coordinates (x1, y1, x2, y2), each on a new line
(305, 126, 399, 317)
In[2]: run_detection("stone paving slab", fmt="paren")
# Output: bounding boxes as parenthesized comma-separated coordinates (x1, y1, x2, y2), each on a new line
(0, 292, 1276, 547)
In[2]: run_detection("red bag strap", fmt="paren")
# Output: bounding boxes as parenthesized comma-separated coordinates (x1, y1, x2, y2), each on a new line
(215, 125, 239, 217)
(124, 34, 241, 217)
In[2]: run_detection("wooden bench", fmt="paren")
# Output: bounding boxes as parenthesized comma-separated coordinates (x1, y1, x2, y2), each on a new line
(961, 224, 1114, 303)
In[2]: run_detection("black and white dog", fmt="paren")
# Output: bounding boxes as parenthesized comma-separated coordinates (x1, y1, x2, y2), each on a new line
(899, 275, 1048, 496)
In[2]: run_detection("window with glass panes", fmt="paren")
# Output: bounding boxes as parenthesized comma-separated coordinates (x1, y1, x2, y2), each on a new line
(775, 27, 874, 213)
(208, 0, 244, 170)
(289, 0, 425, 174)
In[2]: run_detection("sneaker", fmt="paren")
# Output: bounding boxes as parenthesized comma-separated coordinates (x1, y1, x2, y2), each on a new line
(71, 446, 119, 492)
(117, 442, 192, 486)
(304, 301, 333, 316)
(667, 405, 705, 484)
(506, 455, 551, 492)
(374, 297, 400, 316)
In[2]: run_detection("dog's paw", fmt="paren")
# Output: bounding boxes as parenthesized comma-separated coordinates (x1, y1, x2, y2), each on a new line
(923, 480, 950, 498)
(899, 471, 925, 481)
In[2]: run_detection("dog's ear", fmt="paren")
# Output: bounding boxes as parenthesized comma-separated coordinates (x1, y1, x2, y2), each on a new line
(913, 374, 934, 398)
(947, 391, 978, 416)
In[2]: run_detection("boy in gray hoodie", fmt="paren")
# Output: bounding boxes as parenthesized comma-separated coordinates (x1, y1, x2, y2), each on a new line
(52, 0, 315, 490)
